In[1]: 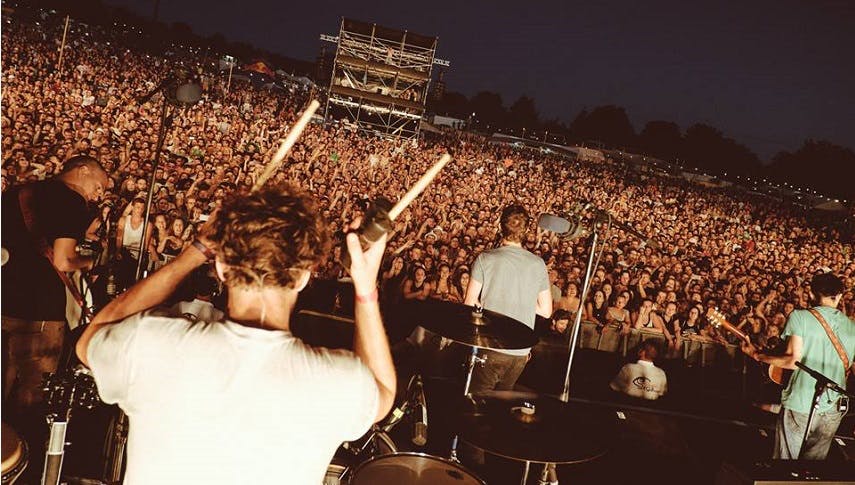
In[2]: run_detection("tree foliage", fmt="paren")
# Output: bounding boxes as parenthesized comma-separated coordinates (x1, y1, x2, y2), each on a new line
(770, 140, 855, 198)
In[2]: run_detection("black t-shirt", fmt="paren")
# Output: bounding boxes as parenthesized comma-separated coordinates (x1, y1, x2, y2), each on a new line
(2, 180, 93, 320)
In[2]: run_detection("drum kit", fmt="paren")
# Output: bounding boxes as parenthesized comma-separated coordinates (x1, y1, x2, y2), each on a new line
(330, 300, 613, 485)
(2, 299, 611, 485)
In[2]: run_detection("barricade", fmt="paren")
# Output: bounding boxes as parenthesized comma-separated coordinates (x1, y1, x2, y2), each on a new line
(535, 321, 745, 369)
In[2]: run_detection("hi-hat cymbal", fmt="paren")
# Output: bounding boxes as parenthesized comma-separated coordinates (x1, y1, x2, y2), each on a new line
(457, 393, 613, 464)
(415, 301, 538, 350)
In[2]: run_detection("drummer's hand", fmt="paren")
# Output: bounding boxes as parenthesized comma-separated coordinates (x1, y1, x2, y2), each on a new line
(196, 209, 218, 250)
(346, 217, 388, 296)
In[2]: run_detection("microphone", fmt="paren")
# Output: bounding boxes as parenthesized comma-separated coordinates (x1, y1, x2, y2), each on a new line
(537, 211, 586, 240)
(537, 213, 571, 234)
(136, 78, 172, 105)
(137, 72, 202, 106)
(411, 375, 428, 446)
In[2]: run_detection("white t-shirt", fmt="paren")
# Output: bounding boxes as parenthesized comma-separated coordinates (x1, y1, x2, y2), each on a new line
(609, 360, 668, 400)
(171, 299, 224, 323)
(87, 308, 379, 485)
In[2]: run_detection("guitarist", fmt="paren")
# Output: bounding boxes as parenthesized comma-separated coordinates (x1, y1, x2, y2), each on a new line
(1, 155, 109, 467)
(741, 273, 855, 460)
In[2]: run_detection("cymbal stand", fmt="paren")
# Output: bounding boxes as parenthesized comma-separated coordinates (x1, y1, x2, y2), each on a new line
(103, 411, 128, 484)
(462, 346, 487, 397)
(41, 367, 100, 485)
(450, 346, 486, 463)
(538, 463, 558, 485)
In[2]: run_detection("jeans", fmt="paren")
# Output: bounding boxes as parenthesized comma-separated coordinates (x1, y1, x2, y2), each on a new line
(469, 349, 529, 394)
(774, 406, 845, 459)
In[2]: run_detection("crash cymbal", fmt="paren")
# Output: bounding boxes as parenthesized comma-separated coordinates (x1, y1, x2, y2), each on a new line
(457, 393, 613, 464)
(415, 301, 538, 350)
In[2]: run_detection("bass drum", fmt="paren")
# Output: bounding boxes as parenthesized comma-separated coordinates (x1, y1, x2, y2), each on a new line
(348, 453, 485, 485)
(323, 430, 396, 485)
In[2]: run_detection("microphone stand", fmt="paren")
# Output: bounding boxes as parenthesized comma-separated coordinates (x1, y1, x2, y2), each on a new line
(559, 226, 603, 402)
(794, 361, 855, 460)
(104, 75, 200, 484)
(134, 98, 172, 281)
(533, 214, 607, 485)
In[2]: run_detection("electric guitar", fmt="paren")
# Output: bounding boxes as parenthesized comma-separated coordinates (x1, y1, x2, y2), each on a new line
(706, 308, 792, 387)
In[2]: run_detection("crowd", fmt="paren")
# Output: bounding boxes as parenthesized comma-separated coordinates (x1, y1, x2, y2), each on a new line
(3, 13, 854, 357)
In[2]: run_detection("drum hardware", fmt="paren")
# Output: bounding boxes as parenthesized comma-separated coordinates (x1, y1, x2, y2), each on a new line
(451, 348, 485, 463)
(102, 411, 128, 484)
(2, 423, 28, 484)
(462, 347, 487, 398)
(416, 301, 538, 352)
(326, 374, 430, 483)
(416, 301, 538, 465)
(456, 392, 612, 485)
(40, 365, 100, 485)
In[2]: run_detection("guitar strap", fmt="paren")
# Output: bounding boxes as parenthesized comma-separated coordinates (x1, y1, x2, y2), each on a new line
(807, 307, 852, 378)
(18, 185, 94, 320)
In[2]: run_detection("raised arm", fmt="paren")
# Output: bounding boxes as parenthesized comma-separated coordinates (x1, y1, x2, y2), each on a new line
(76, 242, 208, 367)
(345, 227, 396, 423)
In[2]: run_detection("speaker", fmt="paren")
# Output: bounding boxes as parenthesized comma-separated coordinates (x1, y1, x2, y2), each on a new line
(715, 460, 855, 484)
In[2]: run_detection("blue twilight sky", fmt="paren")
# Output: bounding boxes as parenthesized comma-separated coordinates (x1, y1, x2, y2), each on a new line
(104, 0, 855, 160)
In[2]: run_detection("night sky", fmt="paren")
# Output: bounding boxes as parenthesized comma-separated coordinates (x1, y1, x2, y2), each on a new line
(104, 0, 855, 160)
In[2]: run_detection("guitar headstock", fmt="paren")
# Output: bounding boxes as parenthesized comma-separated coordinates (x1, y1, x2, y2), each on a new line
(706, 307, 726, 328)
(704, 307, 748, 341)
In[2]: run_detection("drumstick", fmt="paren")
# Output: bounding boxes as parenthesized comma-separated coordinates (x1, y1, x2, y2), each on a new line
(388, 153, 451, 221)
(251, 99, 320, 192)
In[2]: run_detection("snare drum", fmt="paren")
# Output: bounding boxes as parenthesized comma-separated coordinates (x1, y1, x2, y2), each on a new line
(348, 453, 485, 485)
(1, 423, 28, 484)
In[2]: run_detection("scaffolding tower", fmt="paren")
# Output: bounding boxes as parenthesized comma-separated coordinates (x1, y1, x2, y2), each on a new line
(324, 18, 438, 139)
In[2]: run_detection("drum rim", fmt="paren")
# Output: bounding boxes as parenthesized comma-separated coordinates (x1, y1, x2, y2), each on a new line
(1, 438, 28, 482)
(348, 451, 485, 484)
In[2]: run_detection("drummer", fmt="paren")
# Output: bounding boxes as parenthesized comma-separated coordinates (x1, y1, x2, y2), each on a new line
(464, 204, 552, 393)
(76, 184, 396, 484)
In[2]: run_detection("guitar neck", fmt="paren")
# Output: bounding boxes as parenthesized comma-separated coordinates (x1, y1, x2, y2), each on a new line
(717, 318, 749, 342)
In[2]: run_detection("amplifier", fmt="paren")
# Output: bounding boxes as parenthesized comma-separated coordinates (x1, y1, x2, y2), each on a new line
(715, 459, 855, 484)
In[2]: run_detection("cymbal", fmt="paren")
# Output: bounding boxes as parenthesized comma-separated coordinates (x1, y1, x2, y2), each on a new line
(415, 301, 538, 350)
(457, 393, 613, 464)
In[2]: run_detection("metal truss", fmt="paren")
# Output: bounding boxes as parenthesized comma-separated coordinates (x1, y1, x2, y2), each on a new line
(323, 18, 441, 140)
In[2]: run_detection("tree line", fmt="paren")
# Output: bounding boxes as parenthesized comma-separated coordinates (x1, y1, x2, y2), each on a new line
(430, 91, 854, 200)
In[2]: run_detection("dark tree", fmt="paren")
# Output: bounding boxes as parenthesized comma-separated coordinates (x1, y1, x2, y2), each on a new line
(570, 105, 636, 149)
(469, 91, 507, 130)
(170, 22, 195, 42)
(769, 140, 855, 199)
(429, 91, 469, 119)
(507, 96, 539, 131)
(638, 121, 682, 160)
(681, 123, 760, 175)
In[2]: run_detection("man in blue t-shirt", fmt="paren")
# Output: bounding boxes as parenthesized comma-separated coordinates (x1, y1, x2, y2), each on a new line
(743, 273, 855, 459)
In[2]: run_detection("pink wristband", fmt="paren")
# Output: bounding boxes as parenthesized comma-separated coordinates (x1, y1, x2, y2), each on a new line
(355, 289, 379, 304)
